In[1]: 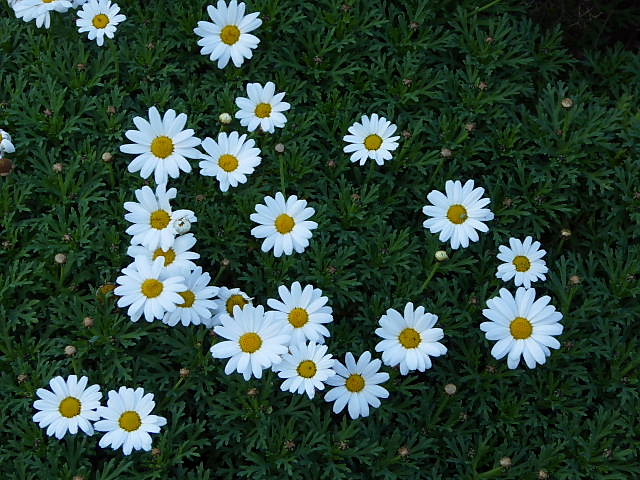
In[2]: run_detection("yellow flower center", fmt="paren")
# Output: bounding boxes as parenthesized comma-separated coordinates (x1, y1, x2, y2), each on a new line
(92, 13, 110, 29)
(152, 247, 176, 266)
(43, 0, 55, 3)
(218, 154, 239, 172)
(288, 308, 309, 328)
(220, 24, 241, 45)
(119, 411, 142, 432)
(58, 396, 81, 418)
(178, 290, 196, 308)
(297, 360, 317, 378)
(239, 332, 262, 353)
(275, 214, 295, 234)
(510, 316, 533, 340)
(150, 136, 174, 159)
(398, 327, 421, 349)
(226, 294, 248, 315)
(447, 204, 468, 224)
(150, 209, 171, 230)
(141, 279, 164, 298)
(513, 255, 531, 272)
(345, 374, 365, 393)
(364, 134, 383, 150)
(254, 103, 272, 119)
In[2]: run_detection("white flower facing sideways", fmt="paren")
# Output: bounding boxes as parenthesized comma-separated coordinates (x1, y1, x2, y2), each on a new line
(120, 106, 202, 185)
(76, 0, 126, 47)
(250, 192, 318, 257)
(163, 267, 219, 327)
(235, 82, 290, 133)
(210, 304, 291, 380)
(194, 0, 262, 69)
(325, 351, 389, 420)
(199, 131, 262, 192)
(422, 179, 494, 250)
(0, 129, 15, 155)
(343, 113, 400, 166)
(276, 342, 335, 399)
(375, 302, 447, 375)
(211, 286, 253, 327)
(95, 387, 167, 456)
(13, 0, 72, 29)
(127, 233, 200, 277)
(33, 375, 101, 439)
(480, 287, 564, 369)
(496, 236, 549, 289)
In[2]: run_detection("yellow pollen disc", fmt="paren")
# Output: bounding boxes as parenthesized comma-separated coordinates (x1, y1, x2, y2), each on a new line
(220, 24, 241, 45)
(152, 247, 176, 266)
(447, 204, 468, 224)
(345, 374, 365, 393)
(92, 13, 110, 29)
(398, 327, 421, 349)
(43, 0, 54, 3)
(119, 411, 142, 432)
(513, 255, 531, 272)
(288, 308, 309, 328)
(141, 278, 164, 298)
(239, 332, 262, 353)
(254, 103, 272, 118)
(226, 294, 248, 315)
(151, 136, 174, 159)
(275, 214, 295, 234)
(58, 396, 81, 418)
(178, 290, 196, 308)
(150, 209, 171, 230)
(297, 360, 317, 378)
(218, 154, 239, 172)
(510, 316, 533, 340)
(364, 134, 383, 150)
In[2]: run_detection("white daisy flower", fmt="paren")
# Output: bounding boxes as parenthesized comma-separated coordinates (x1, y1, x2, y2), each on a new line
(13, 0, 72, 29)
(235, 82, 290, 133)
(210, 304, 291, 381)
(266, 281, 333, 345)
(199, 131, 262, 192)
(33, 375, 102, 439)
(343, 114, 400, 166)
(120, 106, 202, 185)
(95, 386, 167, 456)
(76, 0, 126, 47)
(480, 287, 564, 369)
(114, 257, 187, 323)
(496, 236, 549, 289)
(422, 179, 494, 250)
(211, 287, 252, 327)
(124, 183, 197, 251)
(162, 267, 219, 327)
(127, 233, 200, 276)
(194, 0, 262, 69)
(250, 192, 318, 257)
(0, 129, 15, 155)
(325, 351, 389, 420)
(374, 302, 447, 375)
(275, 342, 335, 399)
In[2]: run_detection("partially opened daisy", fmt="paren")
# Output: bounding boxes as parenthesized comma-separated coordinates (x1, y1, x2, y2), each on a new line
(211, 286, 252, 326)
(194, 0, 262, 69)
(120, 107, 202, 185)
(163, 267, 219, 327)
(496, 236, 548, 289)
(325, 351, 389, 420)
(276, 342, 335, 399)
(480, 287, 564, 369)
(250, 192, 317, 257)
(199, 131, 261, 192)
(343, 114, 400, 166)
(266, 281, 333, 345)
(95, 387, 167, 456)
(33, 375, 101, 439)
(210, 304, 291, 380)
(76, 0, 126, 47)
(13, 0, 72, 29)
(127, 233, 200, 276)
(374, 302, 447, 375)
(422, 179, 494, 249)
(235, 82, 290, 133)
(0, 129, 15, 155)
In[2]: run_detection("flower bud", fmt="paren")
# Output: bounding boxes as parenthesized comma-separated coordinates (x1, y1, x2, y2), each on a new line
(444, 383, 457, 395)
(174, 217, 191, 234)
(101, 152, 113, 163)
(561, 98, 573, 108)
(500, 457, 512, 468)
(64, 345, 77, 356)
(54, 253, 67, 264)
(435, 250, 449, 262)
(219, 112, 232, 124)
(83, 316, 94, 327)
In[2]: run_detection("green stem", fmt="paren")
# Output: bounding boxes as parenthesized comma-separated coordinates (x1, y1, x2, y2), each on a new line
(213, 264, 227, 284)
(364, 160, 376, 185)
(475, 0, 503, 14)
(477, 467, 504, 479)
(420, 263, 440, 292)
(279, 153, 286, 195)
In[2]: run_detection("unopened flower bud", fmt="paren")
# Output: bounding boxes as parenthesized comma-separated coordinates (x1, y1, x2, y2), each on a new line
(561, 228, 572, 237)
(101, 152, 113, 162)
(0, 157, 14, 176)
(247, 387, 259, 396)
(83, 316, 94, 327)
(538, 470, 550, 480)
(500, 457, 512, 468)
(179, 368, 190, 378)
(569, 275, 581, 285)
(440, 148, 452, 158)
(54, 253, 67, 264)
(397, 446, 410, 457)
(64, 345, 77, 356)
(444, 383, 457, 395)
(275, 143, 285, 153)
(52, 162, 63, 173)
(561, 98, 573, 108)
(435, 250, 449, 262)
(222, 258, 230, 266)
(219, 112, 232, 124)
(17, 373, 28, 384)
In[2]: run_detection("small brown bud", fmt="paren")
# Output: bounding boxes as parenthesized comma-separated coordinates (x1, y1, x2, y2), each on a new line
(64, 345, 77, 356)
(569, 275, 581, 285)
(401, 130, 412, 138)
(101, 152, 113, 163)
(603, 448, 613, 458)
(0, 157, 14, 176)
(83, 316, 94, 327)
(52, 162, 64, 173)
(195, 194, 206, 202)
(341, 3, 352, 12)
(440, 148, 452, 158)
(403, 78, 413, 86)
(538, 470, 550, 480)
(147, 42, 156, 50)
(502, 197, 513, 207)
(465, 122, 476, 132)
(326, 159, 336, 168)
(337, 440, 349, 450)
(469, 296, 478, 305)
(107, 105, 116, 114)
(275, 143, 285, 153)
(76, 63, 86, 71)
(397, 446, 410, 458)
(478, 81, 489, 91)
(179, 368, 190, 378)
(485, 364, 497, 373)
(247, 387, 259, 396)
(561, 228, 572, 237)
(485, 36, 495, 43)
(561, 98, 573, 108)
(54, 253, 67, 264)
(409, 21, 420, 30)
(351, 193, 360, 201)
(283, 439, 296, 451)
(44, 108, 53, 117)
(313, 56, 323, 64)
(151, 448, 161, 456)
(222, 258, 230, 266)
(444, 383, 457, 395)
(62, 233, 73, 242)
(2, 241, 11, 248)
(17, 373, 28, 384)
(99, 283, 116, 295)
(500, 457, 512, 468)
(326, 265, 337, 274)
(72, 476, 85, 480)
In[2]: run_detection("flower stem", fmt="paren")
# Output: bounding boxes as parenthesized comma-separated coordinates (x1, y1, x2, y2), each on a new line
(420, 263, 440, 292)
(475, 0, 503, 14)
(279, 153, 286, 195)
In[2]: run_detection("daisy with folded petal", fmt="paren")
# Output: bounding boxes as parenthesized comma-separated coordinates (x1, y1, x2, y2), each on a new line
(267, 281, 333, 345)
(124, 183, 197, 251)
(276, 342, 335, 399)
(496, 236, 548, 289)
(480, 287, 563, 369)
(95, 386, 167, 456)
(33, 375, 102, 440)
(374, 302, 447, 375)
(127, 233, 200, 276)
(211, 286, 252, 326)
(210, 304, 291, 381)
(194, 0, 262, 69)
(163, 267, 219, 327)
(325, 351, 389, 420)
(199, 131, 261, 192)
(422, 179, 494, 250)
(13, 0, 72, 29)
(76, 0, 126, 47)
(343, 114, 400, 166)
(250, 192, 318, 257)
(0, 129, 15, 156)
(235, 82, 290, 133)
(120, 106, 202, 185)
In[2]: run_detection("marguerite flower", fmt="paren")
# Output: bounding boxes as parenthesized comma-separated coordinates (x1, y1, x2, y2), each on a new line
(480, 287, 564, 369)
(266, 281, 333, 345)
(210, 304, 291, 380)
(250, 192, 317, 257)
(343, 114, 400, 166)
(211, 286, 252, 326)
(0, 129, 15, 155)
(276, 342, 335, 399)
(374, 302, 447, 375)
(127, 233, 200, 276)
(120, 107, 202, 185)
(325, 351, 389, 420)
(235, 82, 290, 133)
(496, 236, 548, 289)
(199, 131, 261, 192)
(194, 0, 262, 69)
(95, 386, 167, 456)
(76, 0, 126, 47)
(422, 179, 494, 249)
(124, 183, 197, 251)
(13, 0, 72, 29)
(33, 375, 101, 439)
(162, 267, 219, 327)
